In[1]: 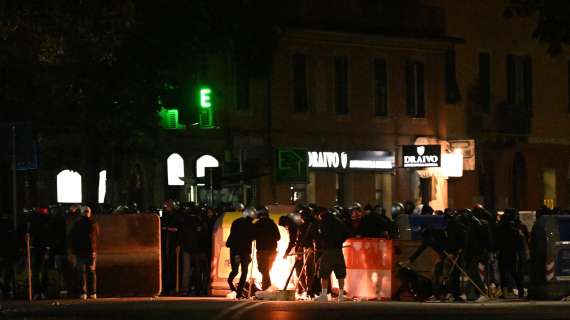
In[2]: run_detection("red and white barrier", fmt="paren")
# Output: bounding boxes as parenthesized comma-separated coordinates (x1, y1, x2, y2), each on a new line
(343, 238, 392, 300)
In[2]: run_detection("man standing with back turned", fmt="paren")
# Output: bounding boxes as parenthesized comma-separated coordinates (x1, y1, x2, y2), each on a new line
(226, 207, 255, 298)
(254, 206, 280, 290)
(69, 206, 99, 300)
(315, 207, 349, 302)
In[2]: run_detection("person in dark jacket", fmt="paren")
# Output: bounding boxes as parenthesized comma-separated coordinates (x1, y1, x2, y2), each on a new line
(0, 217, 17, 299)
(357, 205, 391, 238)
(51, 209, 69, 297)
(29, 207, 53, 300)
(315, 207, 349, 302)
(404, 224, 459, 301)
(278, 214, 299, 260)
(297, 207, 319, 297)
(497, 208, 527, 298)
(254, 206, 280, 290)
(179, 205, 206, 296)
(458, 209, 490, 302)
(160, 199, 181, 295)
(65, 204, 82, 296)
(278, 214, 304, 292)
(69, 206, 99, 300)
(225, 207, 255, 298)
(202, 207, 218, 295)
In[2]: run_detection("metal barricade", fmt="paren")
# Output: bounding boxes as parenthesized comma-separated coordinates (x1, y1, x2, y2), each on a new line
(96, 213, 161, 297)
(530, 214, 570, 299)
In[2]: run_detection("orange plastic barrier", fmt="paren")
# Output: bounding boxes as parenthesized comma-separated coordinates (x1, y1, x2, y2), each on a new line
(95, 214, 161, 297)
(343, 238, 392, 300)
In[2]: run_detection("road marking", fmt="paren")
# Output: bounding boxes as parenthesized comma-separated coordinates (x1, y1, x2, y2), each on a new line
(229, 301, 270, 320)
(212, 300, 256, 320)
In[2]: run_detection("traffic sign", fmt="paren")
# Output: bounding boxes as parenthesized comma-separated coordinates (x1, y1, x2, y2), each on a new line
(0, 122, 37, 170)
(275, 148, 308, 184)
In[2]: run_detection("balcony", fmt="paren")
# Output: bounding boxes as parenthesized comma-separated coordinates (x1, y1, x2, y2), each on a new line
(494, 102, 532, 136)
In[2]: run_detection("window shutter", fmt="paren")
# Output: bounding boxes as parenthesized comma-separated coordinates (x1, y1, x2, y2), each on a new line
(166, 109, 179, 130)
(374, 58, 388, 116)
(478, 52, 491, 113)
(567, 61, 570, 113)
(445, 49, 460, 104)
(507, 54, 515, 104)
(523, 56, 532, 113)
(236, 63, 250, 111)
(416, 62, 425, 117)
(335, 56, 349, 115)
(293, 54, 308, 113)
(406, 62, 415, 116)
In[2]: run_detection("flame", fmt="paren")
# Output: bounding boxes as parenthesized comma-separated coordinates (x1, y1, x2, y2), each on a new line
(249, 225, 296, 290)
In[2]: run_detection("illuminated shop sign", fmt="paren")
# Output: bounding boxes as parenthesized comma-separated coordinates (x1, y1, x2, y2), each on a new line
(402, 145, 441, 168)
(307, 151, 394, 171)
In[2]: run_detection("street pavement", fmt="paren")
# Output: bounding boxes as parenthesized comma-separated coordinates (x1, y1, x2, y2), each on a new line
(2, 297, 570, 320)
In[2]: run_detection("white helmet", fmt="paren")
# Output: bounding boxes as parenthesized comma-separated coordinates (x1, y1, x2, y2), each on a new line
(243, 206, 257, 219)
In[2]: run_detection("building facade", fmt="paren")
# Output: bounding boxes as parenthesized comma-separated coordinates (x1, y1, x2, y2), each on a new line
(15, 0, 570, 213)
(429, 0, 570, 210)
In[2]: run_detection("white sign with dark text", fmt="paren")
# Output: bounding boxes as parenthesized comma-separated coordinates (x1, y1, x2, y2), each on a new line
(402, 145, 441, 168)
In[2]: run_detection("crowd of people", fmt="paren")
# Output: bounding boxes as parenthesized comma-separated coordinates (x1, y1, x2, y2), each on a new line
(223, 201, 562, 303)
(0, 205, 98, 300)
(226, 204, 350, 302)
(159, 200, 219, 296)
(0, 199, 566, 302)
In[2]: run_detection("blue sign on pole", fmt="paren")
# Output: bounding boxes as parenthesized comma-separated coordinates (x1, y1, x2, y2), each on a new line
(1, 122, 37, 170)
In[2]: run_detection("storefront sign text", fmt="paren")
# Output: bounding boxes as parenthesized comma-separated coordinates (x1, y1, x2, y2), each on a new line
(307, 151, 394, 171)
(402, 145, 441, 168)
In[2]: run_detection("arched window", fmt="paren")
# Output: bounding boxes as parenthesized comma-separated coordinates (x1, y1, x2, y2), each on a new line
(98, 170, 107, 204)
(57, 170, 82, 203)
(196, 155, 219, 178)
(167, 153, 185, 186)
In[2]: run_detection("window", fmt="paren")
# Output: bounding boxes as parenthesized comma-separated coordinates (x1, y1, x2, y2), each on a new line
(293, 54, 308, 113)
(167, 153, 185, 186)
(479, 52, 491, 112)
(335, 56, 349, 115)
(98, 170, 107, 204)
(445, 49, 460, 104)
(406, 61, 425, 117)
(196, 154, 219, 178)
(507, 54, 532, 108)
(543, 168, 556, 209)
(236, 64, 249, 111)
(375, 174, 392, 213)
(57, 170, 82, 203)
(374, 58, 388, 117)
(568, 61, 570, 113)
(158, 108, 182, 130)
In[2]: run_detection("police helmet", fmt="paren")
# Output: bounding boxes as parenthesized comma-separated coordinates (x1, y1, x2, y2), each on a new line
(234, 202, 245, 212)
(256, 205, 269, 218)
(243, 206, 257, 219)
(350, 202, 362, 211)
(391, 202, 405, 218)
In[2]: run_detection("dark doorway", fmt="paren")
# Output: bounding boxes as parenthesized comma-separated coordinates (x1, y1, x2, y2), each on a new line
(420, 177, 432, 207)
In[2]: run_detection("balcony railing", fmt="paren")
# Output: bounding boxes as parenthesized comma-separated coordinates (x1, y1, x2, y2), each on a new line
(495, 102, 532, 136)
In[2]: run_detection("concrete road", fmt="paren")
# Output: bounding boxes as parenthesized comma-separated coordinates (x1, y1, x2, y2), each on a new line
(2, 298, 570, 320)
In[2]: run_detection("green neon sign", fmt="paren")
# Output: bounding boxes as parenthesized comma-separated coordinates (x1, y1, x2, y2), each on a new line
(200, 88, 212, 108)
